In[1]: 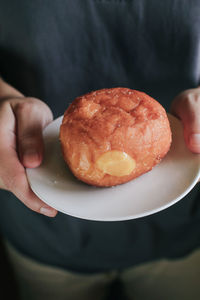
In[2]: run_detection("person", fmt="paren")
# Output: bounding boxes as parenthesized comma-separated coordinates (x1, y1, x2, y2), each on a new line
(0, 1, 200, 299)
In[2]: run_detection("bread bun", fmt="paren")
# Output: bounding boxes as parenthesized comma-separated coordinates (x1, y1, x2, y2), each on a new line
(60, 88, 172, 186)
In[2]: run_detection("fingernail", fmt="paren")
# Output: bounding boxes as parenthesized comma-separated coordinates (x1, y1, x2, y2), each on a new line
(40, 206, 56, 217)
(23, 150, 41, 167)
(24, 149, 39, 160)
(189, 134, 200, 147)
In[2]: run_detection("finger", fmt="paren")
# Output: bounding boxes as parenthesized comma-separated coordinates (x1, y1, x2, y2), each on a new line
(14, 100, 52, 168)
(171, 93, 200, 153)
(186, 121, 200, 154)
(0, 147, 57, 217)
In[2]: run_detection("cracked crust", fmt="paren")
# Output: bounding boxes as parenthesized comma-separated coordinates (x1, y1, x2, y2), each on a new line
(60, 88, 172, 186)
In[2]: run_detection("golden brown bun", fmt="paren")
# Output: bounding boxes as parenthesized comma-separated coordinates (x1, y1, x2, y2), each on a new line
(60, 88, 172, 186)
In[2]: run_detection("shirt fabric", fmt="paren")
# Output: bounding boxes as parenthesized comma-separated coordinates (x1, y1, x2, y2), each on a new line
(0, 0, 200, 273)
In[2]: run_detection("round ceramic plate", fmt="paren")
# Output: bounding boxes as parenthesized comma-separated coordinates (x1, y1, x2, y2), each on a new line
(26, 114, 200, 221)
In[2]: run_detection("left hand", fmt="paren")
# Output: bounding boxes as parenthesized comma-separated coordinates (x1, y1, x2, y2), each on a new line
(170, 86, 200, 154)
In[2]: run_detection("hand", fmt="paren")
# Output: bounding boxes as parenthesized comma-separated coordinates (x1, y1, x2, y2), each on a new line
(170, 86, 200, 154)
(0, 82, 57, 217)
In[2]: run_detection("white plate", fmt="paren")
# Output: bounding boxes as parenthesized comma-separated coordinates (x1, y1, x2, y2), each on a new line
(26, 114, 200, 221)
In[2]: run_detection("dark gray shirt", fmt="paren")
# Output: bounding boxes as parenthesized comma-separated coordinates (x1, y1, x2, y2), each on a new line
(0, 0, 200, 273)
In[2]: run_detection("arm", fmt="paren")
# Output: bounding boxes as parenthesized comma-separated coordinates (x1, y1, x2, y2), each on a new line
(0, 78, 57, 217)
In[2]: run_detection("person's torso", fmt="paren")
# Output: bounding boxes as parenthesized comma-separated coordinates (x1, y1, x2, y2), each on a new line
(0, 0, 200, 272)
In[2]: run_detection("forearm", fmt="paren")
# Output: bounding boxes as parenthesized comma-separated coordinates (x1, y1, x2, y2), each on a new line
(0, 77, 24, 101)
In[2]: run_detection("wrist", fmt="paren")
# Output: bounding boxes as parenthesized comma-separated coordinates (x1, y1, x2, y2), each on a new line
(0, 77, 24, 101)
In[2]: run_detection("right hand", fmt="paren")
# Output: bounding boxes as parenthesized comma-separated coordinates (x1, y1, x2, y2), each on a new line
(0, 96, 57, 217)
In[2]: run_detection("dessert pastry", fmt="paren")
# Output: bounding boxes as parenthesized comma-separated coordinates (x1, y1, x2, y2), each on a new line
(60, 88, 172, 186)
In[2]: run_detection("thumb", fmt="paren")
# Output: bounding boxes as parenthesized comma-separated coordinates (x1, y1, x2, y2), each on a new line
(171, 91, 200, 153)
(187, 120, 200, 154)
(14, 99, 53, 168)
